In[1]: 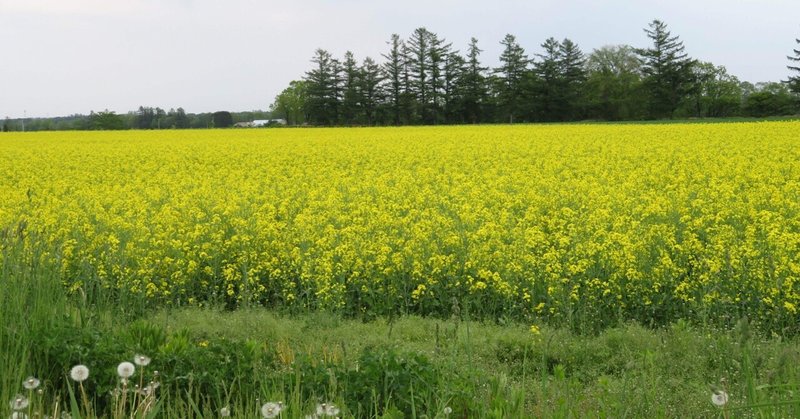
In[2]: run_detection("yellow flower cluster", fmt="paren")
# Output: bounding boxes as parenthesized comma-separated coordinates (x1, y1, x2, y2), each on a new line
(1, 122, 799, 329)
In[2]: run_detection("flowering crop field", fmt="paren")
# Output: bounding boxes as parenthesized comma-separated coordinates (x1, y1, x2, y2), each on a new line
(2, 123, 799, 331)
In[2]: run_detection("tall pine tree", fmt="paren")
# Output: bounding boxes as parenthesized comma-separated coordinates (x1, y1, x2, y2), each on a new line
(382, 34, 405, 125)
(637, 20, 696, 119)
(533, 37, 563, 121)
(406, 27, 432, 123)
(787, 37, 800, 95)
(305, 49, 342, 125)
(341, 51, 361, 125)
(495, 34, 528, 123)
(360, 57, 384, 125)
(559, 39, 587, 120)
(462, 38, 489, 123)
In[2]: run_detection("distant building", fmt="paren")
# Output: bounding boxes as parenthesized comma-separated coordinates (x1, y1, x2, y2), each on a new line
(237, 119, 288, 128)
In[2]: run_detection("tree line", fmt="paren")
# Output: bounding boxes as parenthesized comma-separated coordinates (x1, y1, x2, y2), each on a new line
(1, 108, 272, 132)
(272, 20, 800, 126)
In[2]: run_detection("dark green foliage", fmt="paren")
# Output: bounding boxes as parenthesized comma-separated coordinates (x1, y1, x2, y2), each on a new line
(211, 111, 233, 128)
(134, 106, 168, 129)
(340, 51, 361, 125)
(382, 34, 406, 125)
(681, 62, 743, 118)
(495, 34, 528, 123)
(637, 20, 696, 119)
(787, 38, 800, 94)
(342, 347, 439, 416)
(583, 45, 647, 120)
(88, 110, 125, 130)
(461, 38, 490, 124)
(271, 80, 307, 126)
(743, 82, 797, 116)
(406, 27, 433, 123)
(304, 49, 342, 125)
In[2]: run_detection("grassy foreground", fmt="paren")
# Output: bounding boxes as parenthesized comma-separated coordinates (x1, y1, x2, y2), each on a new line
(2, 249, 799, 418)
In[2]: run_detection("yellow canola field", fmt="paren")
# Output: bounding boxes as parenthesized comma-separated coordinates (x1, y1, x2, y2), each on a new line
(1, 123, 799, 329)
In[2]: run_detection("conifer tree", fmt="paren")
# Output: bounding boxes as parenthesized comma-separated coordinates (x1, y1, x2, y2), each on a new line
(636, 20, 696, 119)
(787, 38, 800, 95)
(495, 34, 528, 123)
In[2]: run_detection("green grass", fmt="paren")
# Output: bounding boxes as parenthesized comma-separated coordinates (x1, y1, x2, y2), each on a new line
(3, 231, 800, 418)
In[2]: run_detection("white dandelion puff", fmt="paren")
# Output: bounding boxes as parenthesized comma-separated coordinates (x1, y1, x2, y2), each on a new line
(261, 401, 284, 418)
(219, 406, 231, 417)
(10, 395, 29, 411)
(711, 390, 728, 406)
(133, 354, 151, 366)
(69, 365, 89, 382)
(10, 412, 29, 419)
(443, 406, 453, 415)
(316, 402, 339, 417)
(22, 377, 40, 390)
(117, 361, 135, 379)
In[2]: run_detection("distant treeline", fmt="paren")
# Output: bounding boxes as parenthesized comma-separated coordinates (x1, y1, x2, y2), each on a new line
(1, 108, 273, 132)
(271, 20, 800, 126)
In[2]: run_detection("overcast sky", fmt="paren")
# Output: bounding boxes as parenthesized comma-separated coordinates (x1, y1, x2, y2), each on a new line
(1, 0, 798, 118)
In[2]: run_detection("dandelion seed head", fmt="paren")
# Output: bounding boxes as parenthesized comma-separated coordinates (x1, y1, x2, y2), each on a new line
(321, 403, 339, 416)
(261, 401, 283, 418)
(69, 365, 89, 382)
(711, 390, 728, 406)
(444, 406, 453, 415)
(117, 361, 135, 378)
(22, 377, 40, 390)
(10, 412, 29, 419)
(10, 395, 29, 411)
(220, 406, 230, 417)
(134, 354, 151, 366)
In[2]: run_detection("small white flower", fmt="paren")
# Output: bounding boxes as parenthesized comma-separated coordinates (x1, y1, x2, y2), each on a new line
(443, 406, 453, 415)
(10, 395, 29, 411)
(711, 390, 729, 406)
(138, 382, 160, 396)
(261, 401, 283, 418)
(22, 377, 40, 390)
(316, 402, 340, 417)
(117, 361, 136, 379)
(70, 365, 89, 382)
(219, 406, 230, 417)
(134, 354, 151, 366)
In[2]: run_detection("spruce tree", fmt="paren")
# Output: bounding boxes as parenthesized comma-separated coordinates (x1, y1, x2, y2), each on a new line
(360, 57, 384, 125)
(559, 39, 587, 120)
(533, 37, 563, 121)
(787, 38, 800, 95)
(637, 19, 696, 119)
(382, 34, 405, 125)
(305, 49, 341, 125)
(495, 34, 529, 123)
(341, 51, 361, 125)
(462, 37, 489, 123)
(443, 51, 466, 123)
(406, 27, 432, 123)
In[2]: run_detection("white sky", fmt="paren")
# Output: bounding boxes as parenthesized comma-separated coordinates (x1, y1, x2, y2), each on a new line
(0, 0, 798, 118)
